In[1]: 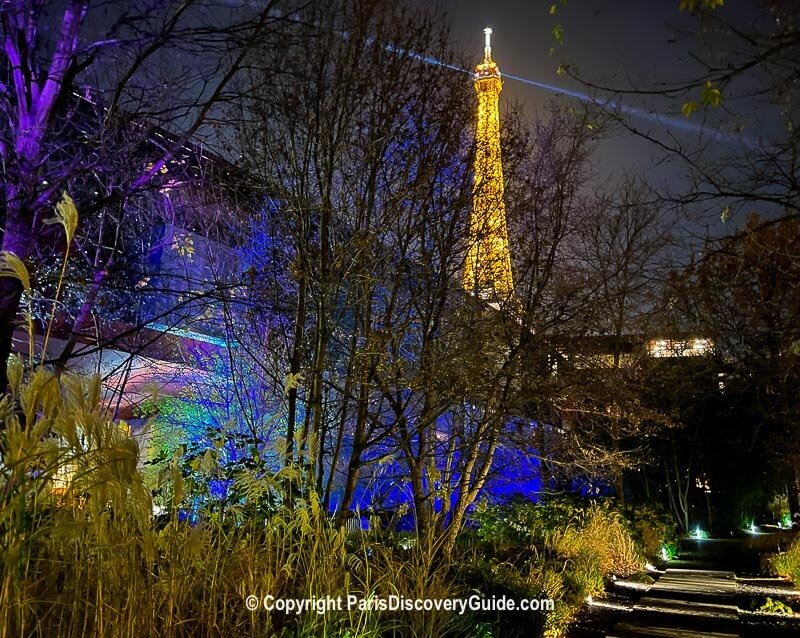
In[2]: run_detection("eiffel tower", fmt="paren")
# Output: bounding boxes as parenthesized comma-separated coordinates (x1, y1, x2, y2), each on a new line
(463, 27, 514, 301)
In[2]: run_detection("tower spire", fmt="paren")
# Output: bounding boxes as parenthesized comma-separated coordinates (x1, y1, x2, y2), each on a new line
(463, 27, 514, 300)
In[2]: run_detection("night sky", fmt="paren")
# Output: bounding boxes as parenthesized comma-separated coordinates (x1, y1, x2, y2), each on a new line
(441, 0, 775, 233)
(446, 0, 700, 164)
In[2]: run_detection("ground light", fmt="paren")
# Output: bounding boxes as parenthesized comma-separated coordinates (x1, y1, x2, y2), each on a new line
(690, 526, 708, 539)
(585, 595, 632, 611)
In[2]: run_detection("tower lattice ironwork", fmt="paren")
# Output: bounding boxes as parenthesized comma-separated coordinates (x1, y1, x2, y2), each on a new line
(463, 27, 514, 300)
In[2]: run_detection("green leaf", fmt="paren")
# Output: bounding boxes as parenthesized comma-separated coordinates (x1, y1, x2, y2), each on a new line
(681, 101, 699, 117)
(556, 64, 568, 76)
(199, 449, 217, 475)
(701, 80, 722, 106)
(552, 23, 564, 45)
(549, 3, 558, 15)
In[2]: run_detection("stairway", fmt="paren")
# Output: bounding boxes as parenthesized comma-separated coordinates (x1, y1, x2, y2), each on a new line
(606, 567, 740, 637)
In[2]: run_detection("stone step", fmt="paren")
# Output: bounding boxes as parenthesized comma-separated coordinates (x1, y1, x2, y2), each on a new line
(649, 569, 737, 596)
(634, 595, 738, 619)
(607, 621, 739, 638)
(605, 567, 741, 638)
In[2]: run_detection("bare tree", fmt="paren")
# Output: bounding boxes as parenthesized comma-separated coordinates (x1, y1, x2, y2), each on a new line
(559, 2, 800, 229)
(232, 0, 478, 513)
(0, 0, 285, 387)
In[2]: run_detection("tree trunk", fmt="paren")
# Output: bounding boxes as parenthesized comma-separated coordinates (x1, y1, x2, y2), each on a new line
(441, 423, 499, 559)
(0, 213, 35, 392)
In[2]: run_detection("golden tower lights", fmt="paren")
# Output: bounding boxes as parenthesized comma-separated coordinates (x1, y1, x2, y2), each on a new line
(463, 27, 514, 300)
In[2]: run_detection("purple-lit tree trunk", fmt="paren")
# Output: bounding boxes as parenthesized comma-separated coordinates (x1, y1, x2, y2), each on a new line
(1, 0, 282, 389)
(1, 0, 89, 386)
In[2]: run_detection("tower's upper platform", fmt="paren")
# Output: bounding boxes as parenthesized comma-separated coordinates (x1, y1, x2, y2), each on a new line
(475, 27, 501, 81)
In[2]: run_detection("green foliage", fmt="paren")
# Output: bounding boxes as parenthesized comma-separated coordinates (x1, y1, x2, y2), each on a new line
(767, 492, 791, 525)
(467, 497, 659, 637)
(769, 535, 800, 585)
(682, 81, 723, 117)
(552, 23, 564, 45)
(700, 80, 722, 106)
(0, 370, 471, 637)
(0, 370, 153, 636)
(471, 621, 494, 638)
(622, 502, 680, 564)
(759, 597, 795, 615)
(690, 526, 709, 539)
(682, 101, 700, 118)
(472, 495, 585, 549)
(553, 506, 644, 580)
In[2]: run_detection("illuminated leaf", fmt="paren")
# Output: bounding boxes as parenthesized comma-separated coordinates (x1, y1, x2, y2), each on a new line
(0, 252, 31, 292)
(284, 371, 305, 395)
(681, 101, 699, 117)
(45, 192, 78, 244)
(556, 64, 568, 76)
(171, 232, 195, 260)
(549, 3, 557, 15)
(199, 449, 217, 475)
(7, 354, 22, 395)
(552, 23, 564, 45)
(701, 80, 722, 106)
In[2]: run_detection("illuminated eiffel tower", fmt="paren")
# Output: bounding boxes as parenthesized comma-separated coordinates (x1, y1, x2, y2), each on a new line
(463, 27, 514, 301)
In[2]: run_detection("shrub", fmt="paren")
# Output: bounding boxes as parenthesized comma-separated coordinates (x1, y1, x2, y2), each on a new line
(769, 534, 800, 585)
(0, 369, 467, 638)
(759, 597, 795, 615)
(467, 497, 645, 637)
(553, 505, 644, 580)
(471, 495, 585, 550)
(748, 529, 795, 554)
(622, 502, 680, 565)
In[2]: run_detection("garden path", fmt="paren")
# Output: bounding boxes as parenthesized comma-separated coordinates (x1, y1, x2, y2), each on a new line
(602, 538, 799, 638)
(607, 565, 739, 637)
